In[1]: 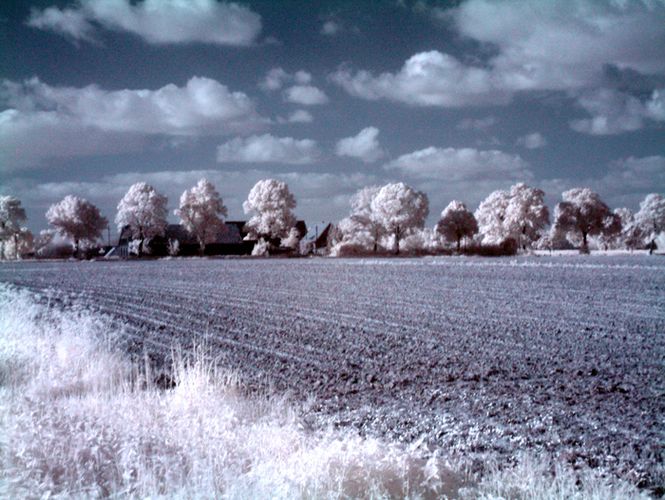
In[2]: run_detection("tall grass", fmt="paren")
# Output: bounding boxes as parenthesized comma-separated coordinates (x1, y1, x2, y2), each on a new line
(0, 284, 651, 499)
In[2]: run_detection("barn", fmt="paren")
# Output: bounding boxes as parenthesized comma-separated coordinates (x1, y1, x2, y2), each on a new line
(109, 221, 307, 257)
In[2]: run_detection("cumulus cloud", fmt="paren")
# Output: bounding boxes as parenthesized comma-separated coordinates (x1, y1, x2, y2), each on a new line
(259, 68, 327, 106)
(542, 155, 665, 209)
(332, 1, 665, 109)
(335, 127, 385, 163)
(216, 134, 320, 164)
(27, 0, 262, 46)
(286, 110, 313, 123)
(321, 20, 341, 36)
(0, 77, 266, 169)
(384, 146, 532, 182)
(284, 85, 329, 106)
(259, 68, 312, 91)
(517, 132, 547, 149)
(457, 116, 496, 131)
(570, 88, 665, 135)
(331, 51, 509, 107)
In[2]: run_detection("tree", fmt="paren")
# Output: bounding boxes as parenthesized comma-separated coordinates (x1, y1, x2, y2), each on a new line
(0, 196, 27, 260)
(243, 179, 297, 249)
(175, 179, 227, 255)
(475, 183, 549, 250)
(634, 193, 665, 254)
(46, 195, 108, 257)
(504, 183, 550, 250)
(553, 188, 621, 253)
(436, 200, 478, 251)
(115, 182, 168, 257)
(475, 189, 510, 245)
(334, 186, 386, 253)
(2, 227, 33, 259)
(370, 182, 429, 255)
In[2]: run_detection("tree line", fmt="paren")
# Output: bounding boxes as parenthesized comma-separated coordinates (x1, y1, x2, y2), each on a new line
(1, 179, 663, 259)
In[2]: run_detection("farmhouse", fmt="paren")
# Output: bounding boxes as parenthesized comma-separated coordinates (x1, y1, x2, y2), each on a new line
(110, 221, 308, 257)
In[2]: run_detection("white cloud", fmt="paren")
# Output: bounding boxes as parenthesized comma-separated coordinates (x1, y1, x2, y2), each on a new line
(27, 5, 96, 42)
(332, 1, 665, 109)
(542, 155, 665, 209)
(570, 88, 665, 135)
(27, 0, 262, 46)
(453, 0, 665, 89)
(517, 132, 547, 149)
(321, 20, 341, 36)
(335, 127, 385, 163)
(259, 68, 313, 92)
(216, 134, 320, 164)
(384, 146, 532, 182)
(259, 67, 289, 91)
(0, 77, 266, 169)
(285, 109, 313, 123)
(284, 85, 329, 106)
(331, 51, 509, 107)
(457, 116, 496, 131)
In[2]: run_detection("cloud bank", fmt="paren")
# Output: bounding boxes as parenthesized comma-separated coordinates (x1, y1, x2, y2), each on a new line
(216, 134, 320, 164)
(28, 0, 262, 46)
(0, 77, 266, 169)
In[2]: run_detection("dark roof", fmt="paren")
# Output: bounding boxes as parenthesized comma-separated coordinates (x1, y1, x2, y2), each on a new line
(118, 220, 307, 246)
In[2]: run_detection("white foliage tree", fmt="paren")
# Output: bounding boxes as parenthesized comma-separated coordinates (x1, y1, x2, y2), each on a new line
(634, 193, 665, 253)
(333, 186, 387, 254)
(475, 183, 549, 250)
(2, 227, 33, 259)
(243, 179, 297, 250)
(553, 188, 621, 253)
(370, 182, 429, 255)
(46, 195, 108, 257)
(0, 196, 27, 260)
(475, 189, 511, 245)
(504, 183, 550, 250)
(436, 200, 478, 251)
(175, 179, 228, 255)
(115, 182, 168, 256)
(401, 227, 442, 254)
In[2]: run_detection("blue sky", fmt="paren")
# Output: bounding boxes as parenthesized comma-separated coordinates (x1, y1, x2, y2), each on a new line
(1, 0, 664, 236)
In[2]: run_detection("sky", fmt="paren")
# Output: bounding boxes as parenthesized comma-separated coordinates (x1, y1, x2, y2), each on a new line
(1, 0, 664, 238)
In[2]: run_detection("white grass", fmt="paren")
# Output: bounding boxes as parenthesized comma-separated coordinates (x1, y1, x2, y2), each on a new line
(0, 284, 651, 499)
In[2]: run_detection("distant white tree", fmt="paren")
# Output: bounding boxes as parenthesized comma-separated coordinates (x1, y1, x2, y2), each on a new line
(475, 189, 511, 245)
(2, 227, 33, 259)
(553, 188, 621, 253)
(332, 186, 387, 254)
(115, 182, 168, 256)
(243, 179, 297, 250)
(46, 195, 108, 257)
(401, 227, 442, 254)
(436, 200, 478, 251)
(504, 183, 550, 250)
(175, 179, 227, 255)
(634, 193, 665, 253)
(370, 182, 429, 254)
(598, 207, 638, 250)
(0, 196, 27, 260)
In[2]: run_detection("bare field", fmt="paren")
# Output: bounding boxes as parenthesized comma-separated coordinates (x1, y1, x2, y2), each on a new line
(1, 255, 663, 491)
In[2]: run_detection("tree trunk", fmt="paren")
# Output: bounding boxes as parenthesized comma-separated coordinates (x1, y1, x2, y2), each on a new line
(13, 234, 19, 260)
(580, 231, 589, 254)
(456, 237, 461, 252)
(394, 228, 400, 255)
(74, 238, 79, 259)
(199, 238, 205, 256)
